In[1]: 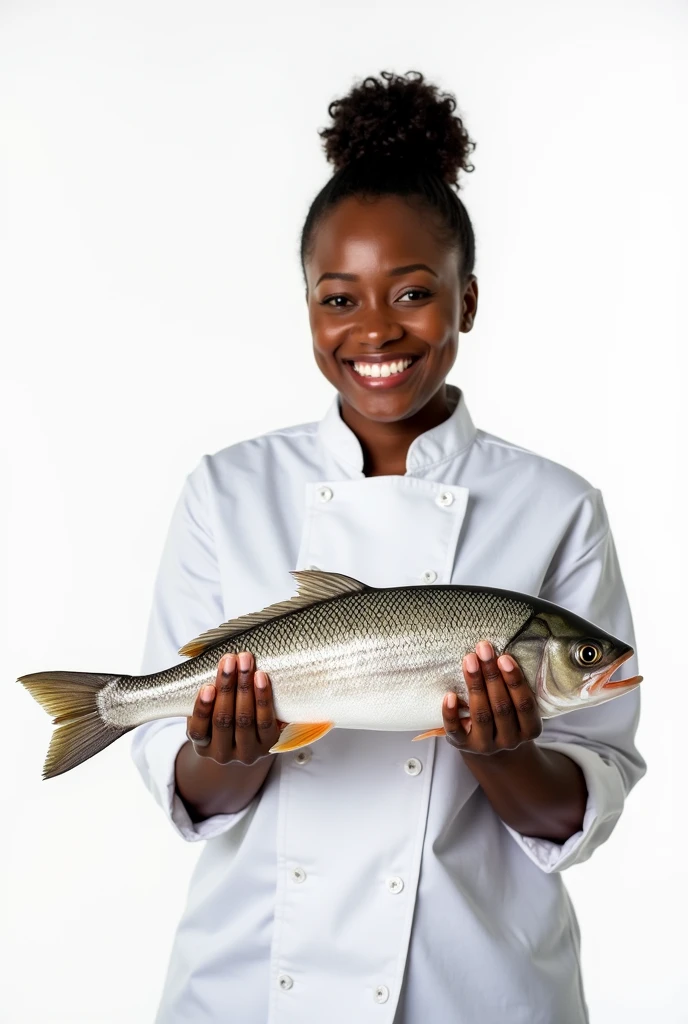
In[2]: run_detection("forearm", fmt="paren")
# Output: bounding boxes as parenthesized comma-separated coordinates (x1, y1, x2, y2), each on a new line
(175, 740, 277, 821)
(461, 741, 588, 843)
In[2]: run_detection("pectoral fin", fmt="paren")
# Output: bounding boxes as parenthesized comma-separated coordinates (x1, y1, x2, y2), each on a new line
(411, 727, 446, 742)
(268, 721, 335, 753)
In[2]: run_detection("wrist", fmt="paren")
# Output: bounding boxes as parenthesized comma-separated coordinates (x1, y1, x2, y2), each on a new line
(460, 738, 542, 770)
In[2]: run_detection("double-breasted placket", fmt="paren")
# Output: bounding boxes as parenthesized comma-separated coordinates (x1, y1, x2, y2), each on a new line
(132, 384, 645, 1024)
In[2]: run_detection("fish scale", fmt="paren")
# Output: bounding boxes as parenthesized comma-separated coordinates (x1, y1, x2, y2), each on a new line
(100, 586, 533, 731)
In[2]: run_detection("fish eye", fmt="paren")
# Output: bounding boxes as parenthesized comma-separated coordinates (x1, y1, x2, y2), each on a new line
(573, 641, 603, 667)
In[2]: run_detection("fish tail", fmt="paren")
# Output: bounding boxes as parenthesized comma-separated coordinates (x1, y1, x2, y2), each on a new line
(17, 670, 131, 779)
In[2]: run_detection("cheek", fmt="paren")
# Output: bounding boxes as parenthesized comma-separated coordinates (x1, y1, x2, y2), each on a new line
(415, 299, 460, 344)
(311, 346, 340, 386)
(310, 310, 345, 354)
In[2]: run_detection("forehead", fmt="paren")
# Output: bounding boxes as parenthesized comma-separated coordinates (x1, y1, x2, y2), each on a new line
(309, 194, 449, 270)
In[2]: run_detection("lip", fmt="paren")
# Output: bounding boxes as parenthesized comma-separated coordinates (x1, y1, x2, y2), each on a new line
(343, 354, 423, 390)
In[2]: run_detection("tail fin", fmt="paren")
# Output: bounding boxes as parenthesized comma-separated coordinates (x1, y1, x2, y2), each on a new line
(17, 670, 132, 779)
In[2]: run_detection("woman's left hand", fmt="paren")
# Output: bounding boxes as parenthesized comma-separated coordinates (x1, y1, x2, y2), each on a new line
(442, 641, 543, 755)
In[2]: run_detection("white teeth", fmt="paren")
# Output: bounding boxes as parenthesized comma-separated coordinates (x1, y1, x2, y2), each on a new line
(352, 358, 413, 378)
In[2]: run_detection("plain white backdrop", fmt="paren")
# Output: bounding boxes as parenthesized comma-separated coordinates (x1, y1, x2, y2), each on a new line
(1, 1, 685, 1021)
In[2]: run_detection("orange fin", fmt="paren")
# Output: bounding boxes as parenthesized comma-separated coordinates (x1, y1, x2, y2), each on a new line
(411, 727, 446, 742)
(268, 721, 335, 753)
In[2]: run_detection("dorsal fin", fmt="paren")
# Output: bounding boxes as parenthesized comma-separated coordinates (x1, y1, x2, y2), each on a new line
(178, 569, 369, 658)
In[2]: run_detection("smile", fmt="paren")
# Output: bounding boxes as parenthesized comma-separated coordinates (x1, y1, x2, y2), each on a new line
(343, 355, 422, 389)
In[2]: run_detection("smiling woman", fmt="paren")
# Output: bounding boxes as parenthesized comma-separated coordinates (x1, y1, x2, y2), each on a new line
(300, 72, 479, 475)
(124, 68, 644, 1024)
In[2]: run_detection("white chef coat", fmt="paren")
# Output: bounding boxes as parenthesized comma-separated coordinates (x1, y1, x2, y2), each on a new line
(131, 383, 645, 1024)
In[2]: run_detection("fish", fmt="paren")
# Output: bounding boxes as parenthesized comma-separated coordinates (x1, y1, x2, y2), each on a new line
(18, 568, 642, 780)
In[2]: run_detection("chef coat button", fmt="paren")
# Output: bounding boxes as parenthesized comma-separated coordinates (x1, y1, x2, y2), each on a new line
(295, 749, 312, 764)
(386, 876, 404, 894)
(318, 486, 333, 502)
(404, 757, 422, 775)
(436, 490, 454, 507)
(278, 974, 293, 990)
(421, 569, 437, 584)
(291, 867, 306, 883)
(374, 985, 390, 1003)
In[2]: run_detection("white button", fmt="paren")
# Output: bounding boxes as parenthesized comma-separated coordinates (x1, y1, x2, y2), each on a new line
(404, 758, 422, 775)
(386, 876, 404, 894)
(318, 486, 333, 502)
(374, 984, 390, 1003)
(291, 867, 306, 883)
(278, 974, 293, 990)
(421, 570, 437, 584)
(436, 490, 454, 507)
(295, 749, 312, 764)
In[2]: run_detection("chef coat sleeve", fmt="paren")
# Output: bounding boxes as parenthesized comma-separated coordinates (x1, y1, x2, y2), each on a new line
(501, 486, 646, 873)
(130, 457, 258, 842)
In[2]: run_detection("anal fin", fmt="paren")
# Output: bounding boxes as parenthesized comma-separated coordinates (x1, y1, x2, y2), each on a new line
(269, 721, 335, 753)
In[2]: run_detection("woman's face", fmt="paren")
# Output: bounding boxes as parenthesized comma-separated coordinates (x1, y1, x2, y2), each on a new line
(305, 193, 478, 423)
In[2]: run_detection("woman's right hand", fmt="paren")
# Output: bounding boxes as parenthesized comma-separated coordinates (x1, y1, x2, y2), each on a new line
(186, 651, 287, 766)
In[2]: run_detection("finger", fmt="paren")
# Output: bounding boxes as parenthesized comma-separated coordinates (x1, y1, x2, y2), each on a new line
(254, 669, 280, 748)
(497, 654, 542, 741)
(186, 681, 215, 752)
(476, 641, 519, 749)
(442, 690, 471, 747)
(210, 653, 237, 762)
(463, 649, 495, 753)
(234, 650, 257, 762)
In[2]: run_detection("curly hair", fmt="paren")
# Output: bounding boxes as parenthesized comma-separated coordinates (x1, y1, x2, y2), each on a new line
(300, 70, 477, 285)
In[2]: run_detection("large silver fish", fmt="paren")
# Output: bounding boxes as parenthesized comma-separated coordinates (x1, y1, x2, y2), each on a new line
(18, 569, 642, 779)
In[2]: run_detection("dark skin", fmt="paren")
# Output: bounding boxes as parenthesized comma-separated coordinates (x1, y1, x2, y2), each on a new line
(177, 193, 587, 843)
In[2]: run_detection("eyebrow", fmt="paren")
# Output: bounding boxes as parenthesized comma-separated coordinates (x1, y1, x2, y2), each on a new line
(315, 263, 438, 287)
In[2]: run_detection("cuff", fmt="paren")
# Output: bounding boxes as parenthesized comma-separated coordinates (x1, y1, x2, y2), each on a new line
(131, 719, 257, 843)
(501, 740, 626, 873)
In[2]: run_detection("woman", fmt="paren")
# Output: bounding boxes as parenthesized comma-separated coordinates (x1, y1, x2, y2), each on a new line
(132, 70, 645, 1023)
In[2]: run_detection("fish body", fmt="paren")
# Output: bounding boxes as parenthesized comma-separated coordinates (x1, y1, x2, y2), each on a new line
(18, 569, 642, 779)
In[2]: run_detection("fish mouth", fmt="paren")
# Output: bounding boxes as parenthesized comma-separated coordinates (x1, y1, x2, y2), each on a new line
(583, 649, 643, 697)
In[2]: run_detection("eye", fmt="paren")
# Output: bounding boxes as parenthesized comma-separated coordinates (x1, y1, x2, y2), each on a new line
(573, 642, 603, 667)
(319, 288, 432, 308)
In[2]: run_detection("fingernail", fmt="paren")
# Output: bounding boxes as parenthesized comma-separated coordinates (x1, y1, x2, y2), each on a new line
(446, 692, 457, 710)
(200, 684, 215, 702)
(223, 654, 236, 674)
(498, 655, 514, 671)
(464, 653, 479, 673)
(255, 671, 267, 689)
(477, 641, 492, 661)
(238, 651, 252, 671)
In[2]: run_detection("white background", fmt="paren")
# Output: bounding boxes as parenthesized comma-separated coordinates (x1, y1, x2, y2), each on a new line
(1, 1, 685, 1021)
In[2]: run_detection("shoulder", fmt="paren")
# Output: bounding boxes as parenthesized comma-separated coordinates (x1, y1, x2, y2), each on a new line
(473, 425, 599, 501)
(470, 426, 609, 539)
(187, 416, 320, 491)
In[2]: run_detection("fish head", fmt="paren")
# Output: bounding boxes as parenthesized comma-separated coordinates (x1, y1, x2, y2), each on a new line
(504, 611, 642, 718)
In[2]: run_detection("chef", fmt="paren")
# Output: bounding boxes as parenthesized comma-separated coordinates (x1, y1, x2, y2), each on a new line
(131, 70, 645, 1024)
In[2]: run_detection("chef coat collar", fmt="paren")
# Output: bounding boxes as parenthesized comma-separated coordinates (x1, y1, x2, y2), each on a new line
(317, 382, 477, 477)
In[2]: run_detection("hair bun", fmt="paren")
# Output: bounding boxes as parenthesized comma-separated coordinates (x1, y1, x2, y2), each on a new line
(319, 70, 476, 187)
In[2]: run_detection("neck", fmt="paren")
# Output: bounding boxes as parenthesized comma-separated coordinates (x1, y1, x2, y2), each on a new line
(340, 384, 453, 477)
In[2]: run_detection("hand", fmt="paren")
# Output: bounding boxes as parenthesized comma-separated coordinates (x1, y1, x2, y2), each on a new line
(442, 641, 543, 755)
(186, 651, 288, 766)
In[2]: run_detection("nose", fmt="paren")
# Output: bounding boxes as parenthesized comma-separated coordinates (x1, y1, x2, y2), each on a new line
(355, 307, 404, 346)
